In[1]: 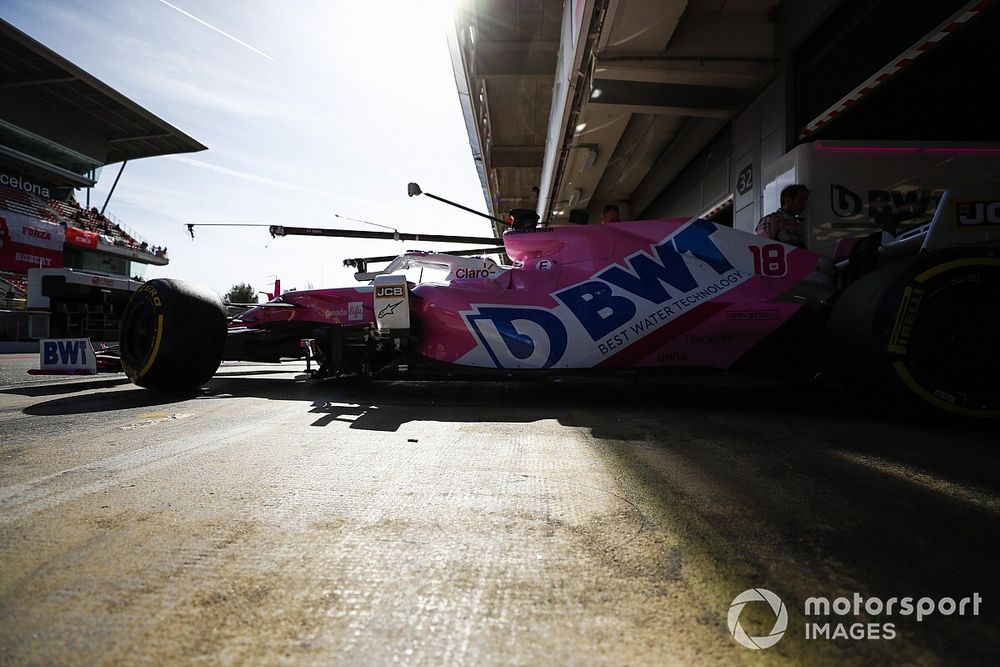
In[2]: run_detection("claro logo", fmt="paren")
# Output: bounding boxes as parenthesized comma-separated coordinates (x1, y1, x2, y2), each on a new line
(454, 267, 494, 279)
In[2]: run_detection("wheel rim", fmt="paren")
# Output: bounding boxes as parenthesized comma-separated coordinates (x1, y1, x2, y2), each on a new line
(903, 264, 1000, 414)
(122, 297, 157, 367)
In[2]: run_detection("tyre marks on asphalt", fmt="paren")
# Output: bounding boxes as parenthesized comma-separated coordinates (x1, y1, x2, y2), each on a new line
(3, 398, 735, 664)
(0, 404, 296, 524)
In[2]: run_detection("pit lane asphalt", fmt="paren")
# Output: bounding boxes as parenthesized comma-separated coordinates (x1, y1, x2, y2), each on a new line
(0, 357, 997, 666)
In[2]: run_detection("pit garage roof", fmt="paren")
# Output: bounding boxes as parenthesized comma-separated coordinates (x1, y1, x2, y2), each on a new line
(450, 0, 998, 230)
(449, 0, 776, 229)
(0, 18, 206, 181)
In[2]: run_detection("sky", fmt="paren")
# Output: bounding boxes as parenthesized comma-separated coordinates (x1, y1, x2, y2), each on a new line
(2, 0, 492, 296)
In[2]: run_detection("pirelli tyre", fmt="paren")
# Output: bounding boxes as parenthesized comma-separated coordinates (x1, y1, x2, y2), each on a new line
(119, 279, 227, 391)
(827, 250, 1000, 422)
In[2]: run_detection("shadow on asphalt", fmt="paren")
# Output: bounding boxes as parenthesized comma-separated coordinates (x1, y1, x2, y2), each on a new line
(1, 376, 131, 397)
(13, 368, 1000, 662)
(21, 386, 200, 414)
(18, 370, 996, 441)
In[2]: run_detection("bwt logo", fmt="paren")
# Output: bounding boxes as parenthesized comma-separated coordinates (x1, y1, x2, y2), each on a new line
(43, 340, 88, 366)
(831, 184, 940, 219)
(728, 588, 788, 650)
(956, 200, 1000, 227)
(463, 220, 735, 367)
(554, 219, 733, 341)
(466, 307, 567, 368)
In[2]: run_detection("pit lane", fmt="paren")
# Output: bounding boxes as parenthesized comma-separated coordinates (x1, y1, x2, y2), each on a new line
(0, 359, 997, 665)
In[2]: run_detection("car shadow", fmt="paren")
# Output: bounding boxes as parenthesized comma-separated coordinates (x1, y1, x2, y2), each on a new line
(1, 376, 132, 397)
(22, 386, 202, 415)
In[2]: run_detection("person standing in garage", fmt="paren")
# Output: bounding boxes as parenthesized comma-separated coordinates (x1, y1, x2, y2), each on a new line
(756, 184, 809, 247)
(600, 204, 621, 224)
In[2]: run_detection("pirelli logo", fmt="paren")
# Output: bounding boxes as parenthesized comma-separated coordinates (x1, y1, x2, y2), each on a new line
(140, 284, 162, 306)
(887, 287, 924, 355)
(375, 285, 406, 298)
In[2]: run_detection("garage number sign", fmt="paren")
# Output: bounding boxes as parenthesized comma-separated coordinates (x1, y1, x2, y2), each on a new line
(737, 164, 753, 196)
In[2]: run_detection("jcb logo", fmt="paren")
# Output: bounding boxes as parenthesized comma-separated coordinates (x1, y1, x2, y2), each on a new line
(375, 286, 405, 298)
(956, 200, 1000, 227)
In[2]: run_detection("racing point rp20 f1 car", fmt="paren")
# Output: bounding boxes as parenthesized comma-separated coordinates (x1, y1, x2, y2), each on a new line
(118, 184, 1000, 423)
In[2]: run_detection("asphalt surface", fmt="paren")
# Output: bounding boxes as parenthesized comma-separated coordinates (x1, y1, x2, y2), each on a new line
(0, 355, 997, 666)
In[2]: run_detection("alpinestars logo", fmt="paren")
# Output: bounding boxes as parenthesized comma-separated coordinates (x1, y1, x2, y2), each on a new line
(728, 588, 788, 649)
(378, 300, 402, 318)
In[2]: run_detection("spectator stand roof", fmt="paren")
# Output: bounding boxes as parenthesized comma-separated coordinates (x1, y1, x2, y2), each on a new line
(0, 18, 206, 187)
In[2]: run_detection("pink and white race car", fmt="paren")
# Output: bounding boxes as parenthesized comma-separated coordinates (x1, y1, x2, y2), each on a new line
(118, 185, 1000, 422)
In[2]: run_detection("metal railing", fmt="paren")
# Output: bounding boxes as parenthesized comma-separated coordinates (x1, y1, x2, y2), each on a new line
(0, 309, 44, 341)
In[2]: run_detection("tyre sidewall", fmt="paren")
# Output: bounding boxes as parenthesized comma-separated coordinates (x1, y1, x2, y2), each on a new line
(120, 279, 227, 391)
(829, 249, 1000, 421)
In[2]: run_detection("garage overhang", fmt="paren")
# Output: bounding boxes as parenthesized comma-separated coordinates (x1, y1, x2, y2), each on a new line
(450, 0, 999, 235)
(448, 0, 779, 230)
(538, 0, 777, 224)
(447, 0, 563, 235)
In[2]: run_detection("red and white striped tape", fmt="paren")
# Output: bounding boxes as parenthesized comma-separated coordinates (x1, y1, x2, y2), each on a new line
(799, 0, 994, 139)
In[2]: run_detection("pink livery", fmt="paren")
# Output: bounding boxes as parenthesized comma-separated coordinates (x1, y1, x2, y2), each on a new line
(234, 218, 829, 372)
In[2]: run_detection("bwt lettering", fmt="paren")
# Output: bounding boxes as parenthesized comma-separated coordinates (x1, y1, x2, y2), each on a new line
(43, 340, 87, 365)
(555, 219, 735, 341)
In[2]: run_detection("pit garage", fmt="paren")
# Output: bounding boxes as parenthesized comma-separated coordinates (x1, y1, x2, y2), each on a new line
(448, 0, 1000, 232)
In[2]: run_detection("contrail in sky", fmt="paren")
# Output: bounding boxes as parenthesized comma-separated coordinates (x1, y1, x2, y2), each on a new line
(155, 0, 274, 60)
(166, 156, 453, 226)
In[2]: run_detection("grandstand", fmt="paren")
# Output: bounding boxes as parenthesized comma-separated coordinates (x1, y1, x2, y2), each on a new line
(0, 18, 205, 342)
(0, 182, 168, 262)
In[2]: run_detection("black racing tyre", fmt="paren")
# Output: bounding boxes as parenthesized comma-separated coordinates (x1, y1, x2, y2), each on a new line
(119, 279, 227, 391)
(826, 250, 1000, 422)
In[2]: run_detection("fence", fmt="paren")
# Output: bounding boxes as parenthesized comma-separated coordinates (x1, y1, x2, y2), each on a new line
(0, 309, 48, 341)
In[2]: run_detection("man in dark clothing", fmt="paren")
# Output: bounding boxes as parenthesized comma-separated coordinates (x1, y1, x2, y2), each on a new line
(756, 184, 809, 248)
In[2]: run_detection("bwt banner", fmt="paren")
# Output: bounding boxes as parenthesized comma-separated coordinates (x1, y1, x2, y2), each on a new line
(0, 208, 65, 271)
(40, 338, 97, 374)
